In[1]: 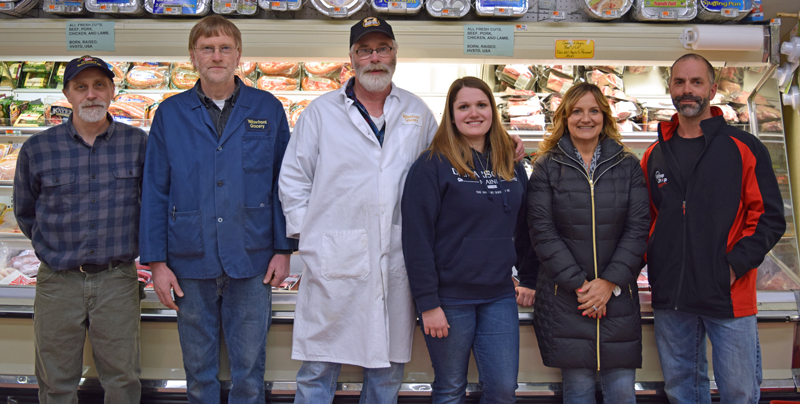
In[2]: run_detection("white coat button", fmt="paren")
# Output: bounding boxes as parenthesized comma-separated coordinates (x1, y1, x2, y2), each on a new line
(217, 217, 223, 223)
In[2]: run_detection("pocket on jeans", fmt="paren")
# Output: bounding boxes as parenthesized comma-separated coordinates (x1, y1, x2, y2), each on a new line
(321, 229, 370, 280)
(35, 263, 57, 284)
(168, 210, 205, 257)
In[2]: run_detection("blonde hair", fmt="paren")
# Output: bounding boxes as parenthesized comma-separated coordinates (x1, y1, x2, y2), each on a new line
(539, 82, 624, 154)
(428, 77, 516, 181)
(188, 15, 242, 52)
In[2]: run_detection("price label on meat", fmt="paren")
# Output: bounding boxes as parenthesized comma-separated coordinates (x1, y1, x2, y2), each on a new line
(0, 2, 13, 9)
(66, 21, 115, 52)
(554, 39, 595, 59)
(463, 25, 514, 57)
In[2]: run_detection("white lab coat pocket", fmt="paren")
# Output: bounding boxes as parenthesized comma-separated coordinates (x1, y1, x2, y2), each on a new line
(388, 225, 406, 275)
(321, 229, 370, 280)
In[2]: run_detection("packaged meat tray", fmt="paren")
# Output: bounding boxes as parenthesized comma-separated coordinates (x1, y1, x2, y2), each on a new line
(212, 0, 257, 14)
(257, 0, 301, 11)
(579, 0, 632, 20)
(631, 0, 697, 21)
(109, 101, 146, 127)
(86, 0, 144, 14)
(43, 0, 87, 14)
(259, 62, 300, 77)
(301, 76, 341, 92)
(125, 66, 168, 89)
(474, 0, 527, 16)
(45, 99, 73, 126)
(145, 0, 209, 15)
(257, 76, 299, 92)
(339, 63, 354, 85)
(309, 0, 365, 17)
(426, 0, 469, 17)
(0, 0, 38, 17)
(303, 62, 343, 78)
(371, 0, 422, 14)
(170, 65, 200, 90)
(697, 0, 751, 21)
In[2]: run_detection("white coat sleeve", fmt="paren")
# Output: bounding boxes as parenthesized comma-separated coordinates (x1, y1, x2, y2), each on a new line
(278, 103, 320, 239)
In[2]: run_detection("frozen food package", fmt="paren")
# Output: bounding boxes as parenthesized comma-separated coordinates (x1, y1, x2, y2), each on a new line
(258, 0, 301, 11)
(257, 76, 299, 92)
(371, 0, 422, 14)
(579, 0, 632, 20)
(44, 99, 73, 126)
(212, 0, 257, 14)
(474, 0, 528, 17)
(626, 66, 653, 74)
(309, 0, 365, 17)
(631, 0, 697, 21)
(43, 0, 87, 14)
(697, 0, 752, 21)
(426, 0, 469, 17)
(259, 62, 300, 78)
(170, 65, 200, 90)
(145, 0, 210, 15)
(301, 76, 341, 92)
(86, 0, 144, 14)
(339, 63, 355, 85)
(125, 66, 168, 90)
(108, 101, 147, 127)
(303, 62, 343, 78)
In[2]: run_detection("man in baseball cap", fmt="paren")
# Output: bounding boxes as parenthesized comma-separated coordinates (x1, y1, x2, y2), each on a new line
(14, 53, 146, 403)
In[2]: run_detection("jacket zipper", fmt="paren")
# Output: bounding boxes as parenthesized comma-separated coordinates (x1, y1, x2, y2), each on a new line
(555, 144, 624, 371)
(554, 284, 558, 296)
(629, 284, 634, 300)
(674, 200, 687, 310)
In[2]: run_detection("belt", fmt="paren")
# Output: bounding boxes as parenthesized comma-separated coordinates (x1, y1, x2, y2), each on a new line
(68, 260, 128, 274)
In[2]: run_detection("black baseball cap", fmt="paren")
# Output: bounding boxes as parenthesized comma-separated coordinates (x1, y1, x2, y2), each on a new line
(350, 16, 395, 48)
(64, 55, 115, 84)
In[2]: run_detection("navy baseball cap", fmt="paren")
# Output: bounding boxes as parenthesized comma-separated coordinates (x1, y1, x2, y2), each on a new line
(64, 55, 115, 83)
(350, 16, 395, 48)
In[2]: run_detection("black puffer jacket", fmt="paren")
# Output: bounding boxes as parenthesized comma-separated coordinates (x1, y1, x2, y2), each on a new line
(528, 136, 650, 370)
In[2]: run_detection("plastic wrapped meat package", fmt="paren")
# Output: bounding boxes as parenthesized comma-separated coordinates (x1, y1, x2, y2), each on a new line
(0, 249, 40, 286)
(301, 76, 340, 92)
(756, 255, 800, 291)
(44, 99, 73, 126)
(145, 0, 210, 15)
(626, 66, 653, 74)
(236, 62, 258, 87)
(579, 0, 632, 20)
(631, 0, 697, 21)
(502, 94, 544, 131)
(339, 64, 354, 85)
(289, 100, 311, 128)
(586, 69, 624, 91)
(170, 62, 200, 90)
(109, 62, 130, 88)
(125, 65, 169, 89)
(258, 76, 299, 91)
(109, 101, 147, 127)
(86, 0, 144, 14)
(737, 105, 781, 123)
(539, 71, 574, 94)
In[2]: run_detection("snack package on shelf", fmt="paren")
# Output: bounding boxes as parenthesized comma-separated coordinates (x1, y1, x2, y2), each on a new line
(13, 102, 46, 127)
(125, 65, 169, 90)
(20, 62, 55, 89)
(44, 99, 73, 126)
(257, 76, 299, 92)
(301, 76, 341, 92)
(474, 0, 527, 17)
(0, 149, 20, 180)
(170, 63, 200, 90)
(258, 62, 300, 78)
(108, 101, 147, 127)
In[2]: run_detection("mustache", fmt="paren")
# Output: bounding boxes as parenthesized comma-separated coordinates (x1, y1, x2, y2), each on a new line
(674, 94, 702, 103)
(363, 64, 390, 73)
(80, 100, 107, 108)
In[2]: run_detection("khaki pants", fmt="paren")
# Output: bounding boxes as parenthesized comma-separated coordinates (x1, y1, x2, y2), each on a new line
(34, 261, 142, 404)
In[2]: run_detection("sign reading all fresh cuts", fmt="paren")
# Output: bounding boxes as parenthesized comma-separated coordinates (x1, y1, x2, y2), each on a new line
(66, 21, 115, 52)
(463, 25, 514, 57)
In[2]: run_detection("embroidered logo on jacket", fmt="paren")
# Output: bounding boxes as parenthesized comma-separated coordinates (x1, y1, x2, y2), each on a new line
(246, 118, 269, 131)
(655, 170, 668, 188)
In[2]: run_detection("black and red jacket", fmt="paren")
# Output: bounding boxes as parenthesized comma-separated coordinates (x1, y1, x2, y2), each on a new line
(641, 107, 785, 318)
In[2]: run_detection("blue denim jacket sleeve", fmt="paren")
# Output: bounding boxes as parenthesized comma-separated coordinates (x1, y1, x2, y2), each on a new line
(271, 100, 298, 252)
(139, 104, 171, 265)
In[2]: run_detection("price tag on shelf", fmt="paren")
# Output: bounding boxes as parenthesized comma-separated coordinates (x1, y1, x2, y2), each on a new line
(49, 4, 66, 11)
(0, 2, 15, 9)
(515, 24, 527, 31)
(164, 5, 182, 13)
(5, 130, 22, 135)
(493, 7, 512, 16)
(548, 9, 565, 19)
(220, 1, 235, 11)
(602, 9, 619, 18)
(388, 0, 406, 13)
(270, 0, 287, 10)
(721, 8, 738, 18)
(330, 5, 348, 16)
(659, 10, 675, 19)
(442, 7, 459, 15)
(99, 4, 118, 11)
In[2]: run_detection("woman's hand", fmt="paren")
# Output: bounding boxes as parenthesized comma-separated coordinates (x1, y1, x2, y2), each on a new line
(516, 286, 535, 307)
(577, 279, 616, 319)
(421, 307, 450, 338)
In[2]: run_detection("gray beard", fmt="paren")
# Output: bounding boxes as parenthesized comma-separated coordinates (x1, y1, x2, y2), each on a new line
(355, 62, 395, 93)
(673, 96, 709, 118)
(77, 101, 108, 123)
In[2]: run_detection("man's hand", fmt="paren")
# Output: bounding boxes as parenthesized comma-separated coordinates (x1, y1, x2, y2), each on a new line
(150, 261, 183, 311)
(577, 278, 616, 319)
(730, 265, 736, 286)
(264, 254, 291, 287)
(516, 286, 535, 307)
(421, 307, 450, 338)
(510, 134, 526, 161)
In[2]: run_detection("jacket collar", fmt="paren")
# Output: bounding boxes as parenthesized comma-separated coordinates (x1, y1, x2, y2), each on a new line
(658, 105, 724, 142)
(187, 76, 252, 145)
(338, 77, 400, 105)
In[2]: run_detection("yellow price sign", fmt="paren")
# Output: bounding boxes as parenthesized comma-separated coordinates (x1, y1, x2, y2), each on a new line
(555, 39, 595, 59)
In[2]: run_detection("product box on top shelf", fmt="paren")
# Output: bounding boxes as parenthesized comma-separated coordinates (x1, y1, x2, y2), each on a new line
(257, 0, 300, 11)
(309, 0, 365, 17)
(145, 0, 210, 16)
(212, 0, 257, 15)
(426, 0, 469, 18)
(43, 0, 87, 14)
(371, 0, 422, 15)
(474, 0, 528, 17)
(577, 0, 632, 20)
(86, 0, 145, 14)
(696, 0, 752, 21)
(631, 0, 697, 21)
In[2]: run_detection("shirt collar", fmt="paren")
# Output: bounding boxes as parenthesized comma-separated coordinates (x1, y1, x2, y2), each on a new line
(195, 76, 242, 108)
(66, 113, 116, 143)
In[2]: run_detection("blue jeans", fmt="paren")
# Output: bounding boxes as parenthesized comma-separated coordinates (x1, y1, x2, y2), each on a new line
(294, 361, 404, 404)
(654, 309, 761, 404)
(175, 273, 272, 404)
(560, 368, 636, 404)
(421, 295, 520, 404)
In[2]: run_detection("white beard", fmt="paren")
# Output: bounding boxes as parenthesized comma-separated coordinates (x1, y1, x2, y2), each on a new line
(77, 100, 108, 123)
(354, 60, 395, 93)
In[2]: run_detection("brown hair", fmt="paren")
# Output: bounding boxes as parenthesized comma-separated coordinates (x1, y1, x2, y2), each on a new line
(188, 15, 242, 52)
(538, 82, 624, 154)
(428, 76, 516, 181)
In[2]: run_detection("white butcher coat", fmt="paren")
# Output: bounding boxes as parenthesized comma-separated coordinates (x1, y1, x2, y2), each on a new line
(279, 82, 438, 368)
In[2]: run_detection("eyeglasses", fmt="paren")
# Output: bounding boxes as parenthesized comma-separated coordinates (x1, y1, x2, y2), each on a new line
(353, 46, 394, 59)
(195, 45, 238, 57)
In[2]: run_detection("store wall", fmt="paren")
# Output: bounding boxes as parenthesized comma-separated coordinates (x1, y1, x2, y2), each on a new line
(787, 105, 800, 236)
